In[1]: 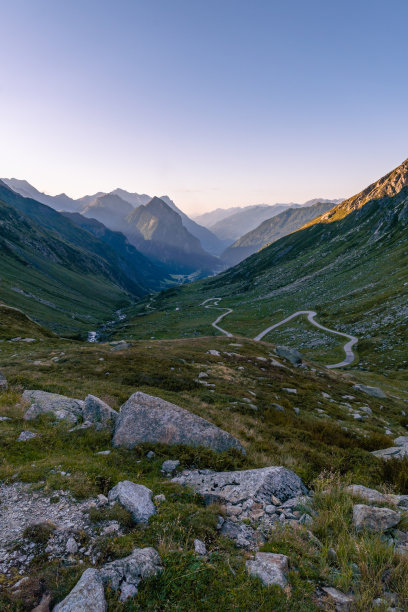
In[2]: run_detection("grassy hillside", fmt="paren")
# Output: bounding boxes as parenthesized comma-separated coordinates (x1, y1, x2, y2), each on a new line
(0, 198, 133, 336)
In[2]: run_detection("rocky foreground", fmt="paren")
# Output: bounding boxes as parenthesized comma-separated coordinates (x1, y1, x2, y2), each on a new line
(1, 371, 408, 611)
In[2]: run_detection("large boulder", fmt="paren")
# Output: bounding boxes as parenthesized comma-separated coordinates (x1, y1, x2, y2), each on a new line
(173, 466, 307, 507)
(275, 346, 302, 366)
(53, 568, 106, 612)
(352, 504, 401, 532)
(246, 552, 288, 588)
(0, 370, 8, 391)
(82, 395, 117, 430)
(100, 546, 162, 602)
(112, 391, 244, 454)
(353, 384, 386, 399)
(23, 390, 84, 424)
(108, 481, 156, 523)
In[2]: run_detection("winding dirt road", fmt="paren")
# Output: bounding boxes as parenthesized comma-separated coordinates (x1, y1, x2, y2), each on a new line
(201, 298, 358, 369)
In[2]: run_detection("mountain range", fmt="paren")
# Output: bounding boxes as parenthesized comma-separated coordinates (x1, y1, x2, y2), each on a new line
(222, 200, 335, 265)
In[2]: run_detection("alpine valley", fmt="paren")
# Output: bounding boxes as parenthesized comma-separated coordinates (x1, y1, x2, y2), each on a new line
(1, 159, 408, 612)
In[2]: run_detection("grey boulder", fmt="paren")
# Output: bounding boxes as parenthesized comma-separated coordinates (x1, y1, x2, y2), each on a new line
(352, 504, 401, 532)
(353, 384, 386, 399)
(108, 481, 156, 523)
(100, 546, 162, 602)
(372, 446, 408, 460)
(53, 568, 106, 612)
(23, 390, 84, 424)
(82, 395, 117, 430)
(322, 587, 354, 612)
(112, 391, 244, 454)
(0, 370, 8, 391)
(275, 346, 302, 365)
(173, 466, 307, 506)
(246, 552, 288, 588)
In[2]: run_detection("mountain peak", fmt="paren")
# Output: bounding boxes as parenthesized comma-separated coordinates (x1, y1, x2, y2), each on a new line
(305, 157, 408, 228)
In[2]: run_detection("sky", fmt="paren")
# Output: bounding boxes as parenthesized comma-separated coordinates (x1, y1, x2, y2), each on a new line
(1, 0, 407, 215)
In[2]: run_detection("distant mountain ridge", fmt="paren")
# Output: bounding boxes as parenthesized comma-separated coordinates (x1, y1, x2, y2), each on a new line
(222, 200, 334, 265)
(1, 179, 226, 256)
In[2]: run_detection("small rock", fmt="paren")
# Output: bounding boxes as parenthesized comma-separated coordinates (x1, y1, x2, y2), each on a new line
(96, 494, 109, 507)
(322, 586, 354, 611)
(346, 484, 400, 506)
(161, 459, 180, 475)
(66, 537, 78, 555)
(352, 504, 401, 532)
(327, 548, 338, 563)
(271, 403, 285, 412)
(154, 494, 166, 504)
(146, 450, 155, 460)
(95, 450, 111, 456)
(0, 416, 11, 421)
(17, 431, 37, 441)
(282, 388, 297, 394)
(246, 552, 288, 588)
(194, 539, 207, 556)
(108, 481, 156, 523)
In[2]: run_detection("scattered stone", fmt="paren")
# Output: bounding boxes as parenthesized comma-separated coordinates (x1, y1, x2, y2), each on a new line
(108, 481, 156, 523)
(0, 369, 8, 391)
(66, 537, 78, 555)
(394, 436, 408, 447)
(207, 350, 220, 356)
(96, 494, 109, 507)
(23, 390, 84, 424)
(197, 372, 208, 379)
(53, 568, 106, 611)
(353, 384, 386, 399)
(161, 459, 180, 475)
(194, 539, 207, 556)
(352, 504, 401, 532)
(246, 552, 288, 588)
(95, 450, 111, 456)
(113, 391, 245, 454)
(100, 546, 162, 602)
(327, 548, 338, 564)
(271, 403, 285, 412)
(17, 431, 37, 441)
(146, 450, 155, 459)
(322, 586, 354, 611)
(0, 416, 11, 421)
(282, 387, 297, 394)
(275, 346, 302, 365)
(109, 340, 130, 351)
(82, 395, 117, 430)
(154, 494, 166, 504)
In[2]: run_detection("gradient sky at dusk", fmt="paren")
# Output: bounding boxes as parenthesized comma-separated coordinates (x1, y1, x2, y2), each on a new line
(1, 0, 407, 214)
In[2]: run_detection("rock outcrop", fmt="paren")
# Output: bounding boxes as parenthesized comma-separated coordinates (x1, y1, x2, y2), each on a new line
(108, 481, 156, 523)
(23, 391, 84, 424)
(53, 568, 106, 612)
(112, 391, 245, 454)
(173, 466, 308, 507)
(275, 346, 302, 365)
(347, 484, 408, 508)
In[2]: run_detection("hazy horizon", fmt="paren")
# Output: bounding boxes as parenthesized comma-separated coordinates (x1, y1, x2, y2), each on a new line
(1, 0, 407, 214)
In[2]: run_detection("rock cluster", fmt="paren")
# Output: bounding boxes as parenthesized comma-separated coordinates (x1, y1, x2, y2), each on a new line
(173, 466, 310, 548)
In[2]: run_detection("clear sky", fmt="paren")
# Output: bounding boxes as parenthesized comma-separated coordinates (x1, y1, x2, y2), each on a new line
(1, 0, 407, 214)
